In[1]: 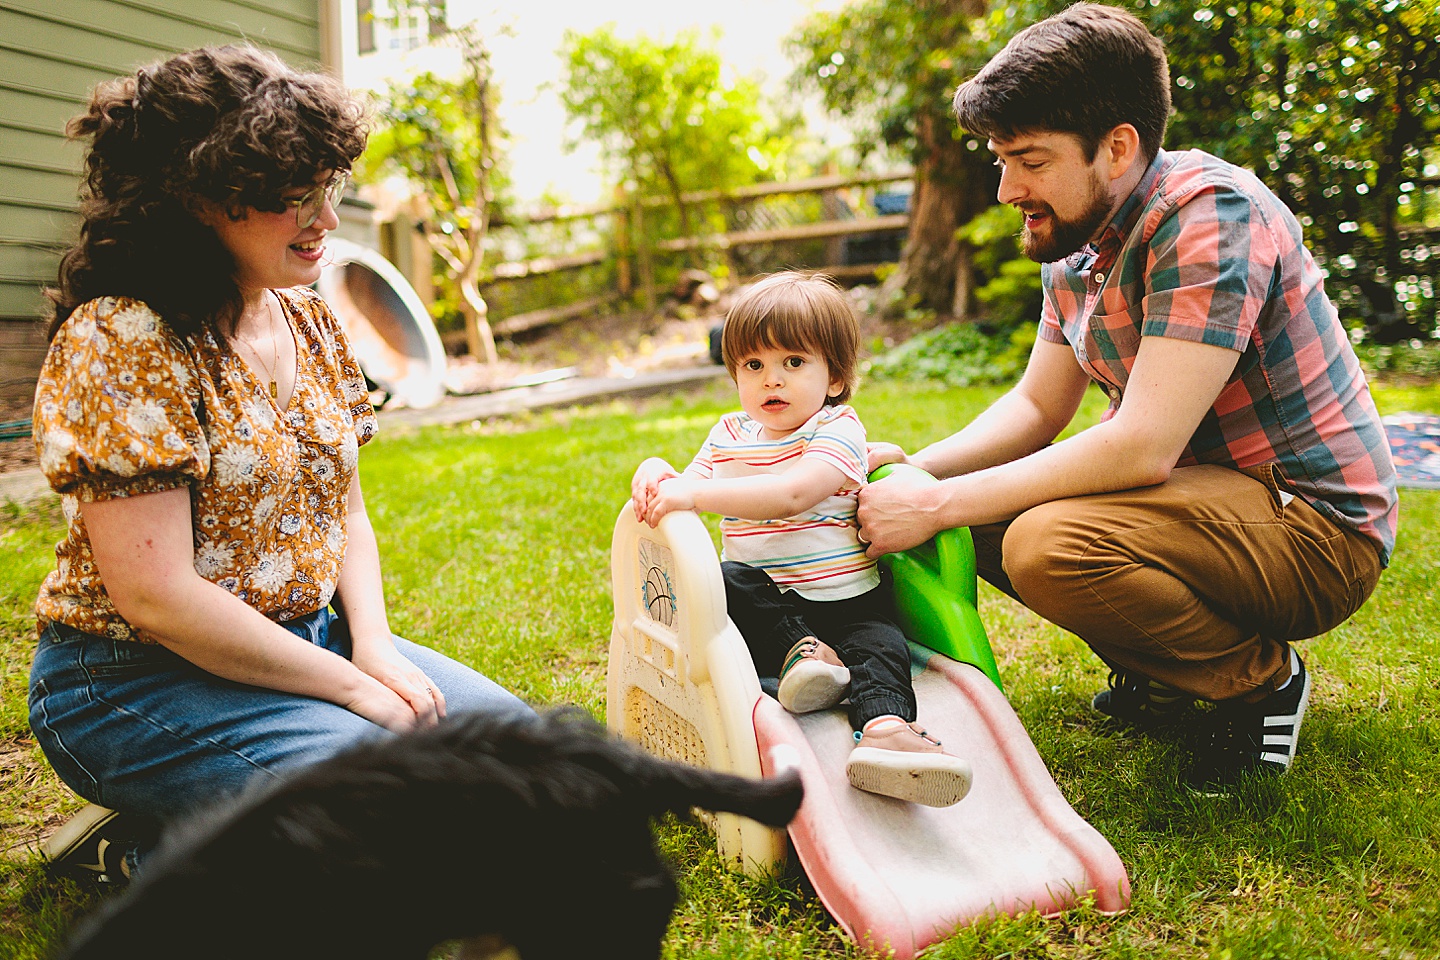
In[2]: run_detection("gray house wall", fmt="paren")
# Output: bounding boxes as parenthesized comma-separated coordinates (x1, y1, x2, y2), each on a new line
(0, 0, 328, 401)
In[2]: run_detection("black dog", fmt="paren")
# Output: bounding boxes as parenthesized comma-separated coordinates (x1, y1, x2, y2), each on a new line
(58, 708, 802, 960)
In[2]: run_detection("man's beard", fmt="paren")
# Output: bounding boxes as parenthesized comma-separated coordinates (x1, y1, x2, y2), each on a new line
(1019, 172, 1113, 263)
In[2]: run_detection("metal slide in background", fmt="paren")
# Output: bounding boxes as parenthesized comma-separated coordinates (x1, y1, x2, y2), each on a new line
(316, 237, 448, 409)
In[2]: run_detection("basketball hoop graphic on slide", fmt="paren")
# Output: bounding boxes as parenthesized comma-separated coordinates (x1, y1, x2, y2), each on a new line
(638, 538, 677, 626)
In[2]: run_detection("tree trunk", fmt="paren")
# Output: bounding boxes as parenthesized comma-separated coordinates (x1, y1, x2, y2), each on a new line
(902, 109, 997, 317)
(459, 275, 498, 364)
(1363, 25, 1424, 344)
(895, 0, 993, 316)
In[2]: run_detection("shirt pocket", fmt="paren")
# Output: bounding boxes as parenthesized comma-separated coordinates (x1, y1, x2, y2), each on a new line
(1079, 306, 1142, 389)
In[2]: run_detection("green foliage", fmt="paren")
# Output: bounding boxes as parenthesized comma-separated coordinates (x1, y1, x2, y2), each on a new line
(866, 320, 1035, 388)
(361, 70, 507, 227)
(558, 27, 795, 202)
(556, 26, 801, 291)
(977, 0, 1440, 340)
(357, 21, 511, 344)
(797, 0, 1439, 337)
(1353, 338, 1440, 378)
(1148, 0, 1440, 340)
(360, 69, 494, 331)
(956, 204, 1043, 330)
(788, 0, 986, 163)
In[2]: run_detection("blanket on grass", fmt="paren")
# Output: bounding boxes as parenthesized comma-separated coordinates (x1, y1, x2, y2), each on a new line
(1383, 413, 1440, 490)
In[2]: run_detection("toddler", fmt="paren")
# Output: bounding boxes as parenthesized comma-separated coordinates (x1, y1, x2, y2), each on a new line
(631, 272, 971, 806)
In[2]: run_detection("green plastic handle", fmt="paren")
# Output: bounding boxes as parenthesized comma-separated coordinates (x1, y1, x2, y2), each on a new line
(868, 462, 1003, 690)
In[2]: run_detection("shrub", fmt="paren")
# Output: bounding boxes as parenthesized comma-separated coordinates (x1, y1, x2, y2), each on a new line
(867, 322, 1035, 388)
(1352, 337, 1440, 379)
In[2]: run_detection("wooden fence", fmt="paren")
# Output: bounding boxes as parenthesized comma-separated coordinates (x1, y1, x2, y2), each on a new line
(477, 169, 914, 339)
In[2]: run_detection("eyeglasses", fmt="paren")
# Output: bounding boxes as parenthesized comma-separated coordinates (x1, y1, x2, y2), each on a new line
(285, 172, 349, 229)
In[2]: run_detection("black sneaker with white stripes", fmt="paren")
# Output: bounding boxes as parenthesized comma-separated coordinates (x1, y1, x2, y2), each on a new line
(42, 803, 151, 884)
(1091, 669, 1193, 728)
(1188, 655, 1311, 790)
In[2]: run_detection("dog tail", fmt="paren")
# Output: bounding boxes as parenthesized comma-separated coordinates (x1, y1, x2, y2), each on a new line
(645, 757, 804, 828)
(504, 707, 805, 828)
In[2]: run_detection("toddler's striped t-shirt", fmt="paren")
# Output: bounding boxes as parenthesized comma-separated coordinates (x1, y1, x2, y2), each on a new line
(686, 404, 878, 601)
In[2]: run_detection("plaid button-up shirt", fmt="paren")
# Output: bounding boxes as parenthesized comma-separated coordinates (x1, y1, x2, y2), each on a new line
(1039, 148, 1398, 564)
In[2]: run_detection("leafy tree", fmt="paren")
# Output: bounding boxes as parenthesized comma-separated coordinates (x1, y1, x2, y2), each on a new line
(359, 19, 508, 362)
(1137, 0, 1440, 340)
(790, 0, 995, 317)
(557, 26, 794, 247)
(957, 204, 1041, 330)
(796, 0, 1439, 339)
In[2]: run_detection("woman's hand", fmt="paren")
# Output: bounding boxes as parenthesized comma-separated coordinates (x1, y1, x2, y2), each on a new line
(340, 676, 428, 733)
(351, 640, 445, 726)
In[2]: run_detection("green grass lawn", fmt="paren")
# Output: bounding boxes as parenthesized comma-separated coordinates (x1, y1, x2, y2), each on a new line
(2, 377, 1437, 959)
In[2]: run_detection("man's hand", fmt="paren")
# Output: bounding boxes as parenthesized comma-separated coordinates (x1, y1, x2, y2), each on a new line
(857, 470, 945, 558)
(866, 441, 909, 474)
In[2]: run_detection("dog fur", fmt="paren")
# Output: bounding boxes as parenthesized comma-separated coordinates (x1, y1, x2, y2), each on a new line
(58, 707, 803, 960)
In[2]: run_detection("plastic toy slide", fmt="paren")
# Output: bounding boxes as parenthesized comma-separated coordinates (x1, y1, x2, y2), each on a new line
(607, 486, 1129, 958)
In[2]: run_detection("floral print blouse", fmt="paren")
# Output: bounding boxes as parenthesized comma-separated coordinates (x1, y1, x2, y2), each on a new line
(32, 287, 378, 642)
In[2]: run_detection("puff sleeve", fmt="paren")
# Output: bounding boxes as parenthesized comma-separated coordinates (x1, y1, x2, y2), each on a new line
(33, 297, 209, 501)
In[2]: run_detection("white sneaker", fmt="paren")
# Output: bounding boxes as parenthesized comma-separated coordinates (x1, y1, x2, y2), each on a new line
(776, 637, 850, 714)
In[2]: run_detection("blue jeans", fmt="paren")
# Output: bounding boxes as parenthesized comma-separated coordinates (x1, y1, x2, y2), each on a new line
(29, 608, 530, 822)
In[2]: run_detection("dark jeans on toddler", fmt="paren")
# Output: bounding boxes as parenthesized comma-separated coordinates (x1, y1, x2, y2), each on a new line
(721, 560, 914, 730)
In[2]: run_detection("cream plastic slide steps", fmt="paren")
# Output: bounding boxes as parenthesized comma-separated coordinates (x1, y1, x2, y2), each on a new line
(607, 507, 1130, 958)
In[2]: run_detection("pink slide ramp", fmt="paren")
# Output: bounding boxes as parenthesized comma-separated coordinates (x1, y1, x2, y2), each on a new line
(755, 646, 1130, 960)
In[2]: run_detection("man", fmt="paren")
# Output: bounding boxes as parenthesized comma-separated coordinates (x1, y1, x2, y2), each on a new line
(857, 3, 1398, 789)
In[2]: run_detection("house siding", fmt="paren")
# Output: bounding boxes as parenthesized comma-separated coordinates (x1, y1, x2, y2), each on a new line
(0, 0, 324, 399)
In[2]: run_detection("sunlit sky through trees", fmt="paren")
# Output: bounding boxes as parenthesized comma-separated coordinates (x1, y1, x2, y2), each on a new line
(346, 0, 848, 204)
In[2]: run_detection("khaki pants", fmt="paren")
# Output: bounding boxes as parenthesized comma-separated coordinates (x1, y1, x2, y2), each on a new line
(971, 465, 1383, 703)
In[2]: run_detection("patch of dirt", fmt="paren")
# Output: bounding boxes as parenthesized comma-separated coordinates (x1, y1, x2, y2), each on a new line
(444, 309, 720, 396)
(0, 736, 74, 864)
(450, 277, 923, 391)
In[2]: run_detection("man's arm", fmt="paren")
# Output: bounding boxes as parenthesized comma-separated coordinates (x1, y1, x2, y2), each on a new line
(858, 334, 1241, 555)
(907, 336, 1092, 478)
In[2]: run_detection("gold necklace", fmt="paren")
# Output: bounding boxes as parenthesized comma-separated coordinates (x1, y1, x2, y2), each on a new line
(234, 294, 282, 400)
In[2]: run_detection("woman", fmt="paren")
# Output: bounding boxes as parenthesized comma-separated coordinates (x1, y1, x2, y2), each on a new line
(29, 45, 527, 881)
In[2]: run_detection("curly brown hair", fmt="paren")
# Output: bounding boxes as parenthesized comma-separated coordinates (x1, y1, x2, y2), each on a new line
(48, 45, 369, 340)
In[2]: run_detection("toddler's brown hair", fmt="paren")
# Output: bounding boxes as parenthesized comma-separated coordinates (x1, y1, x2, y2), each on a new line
(721, 271, 860, 405)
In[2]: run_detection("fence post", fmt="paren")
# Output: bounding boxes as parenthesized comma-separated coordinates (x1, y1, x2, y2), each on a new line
(821, 161, 845, 268)
(724, 196, 745, 284)
(613, 192, 633, 298)
(633, 193, 656, 313)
